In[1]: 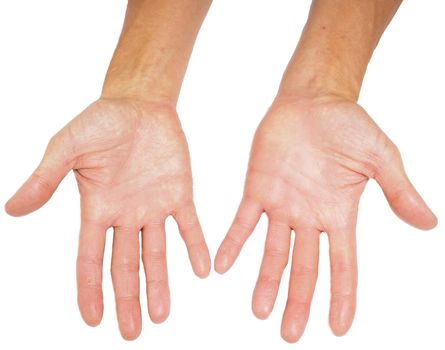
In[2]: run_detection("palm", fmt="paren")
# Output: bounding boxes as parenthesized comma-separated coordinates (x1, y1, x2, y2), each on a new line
(70, 100, 193, 225)
(215, 97, 437, 342)
(245, 100, 378, 229)
(6, 98, 210, 340)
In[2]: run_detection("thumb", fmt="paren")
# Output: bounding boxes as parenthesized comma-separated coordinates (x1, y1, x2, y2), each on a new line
(5, 131, 75, 217)
(375, 139, 437, 230)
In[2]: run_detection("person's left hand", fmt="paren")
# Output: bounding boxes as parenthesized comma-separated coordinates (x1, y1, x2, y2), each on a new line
(215, 95, 437, 342)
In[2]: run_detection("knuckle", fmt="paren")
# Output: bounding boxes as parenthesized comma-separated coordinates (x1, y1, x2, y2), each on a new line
(387, 186, 406, 205)
(266, 220, 289, 236)
(232, 215, 252, 232)
(266, 196, 284, 212)
(115, 225, 137, 234)
(178, 217, 199, 231)
(47, 133, 60, 149)
(77, 255, 103, 268)
(286, 298, 311, 312)
(255, 276, 280, 298)
(144, 220, 164, 230)
(257, 274, 281, 287)
(142, 249, 167, 265)
(385, 138, 402, 160)
(263, 247, 289, 265)
(111, 259, 139, 274)
(77, 256, 103, 289)
(224, 234, 243, 248)
(46, 132, 68, 157)
(186, 239, 207, 252)
(375, 136, 403, 176)
(168, 186, 192, 207)
(331, 262, 357, 275)
(32, 172, 55, 192)
(293, 264, 318, 278)
(331, 289, 356, 299)
(174, 202, 199, 231)
(78, 278, 101, 290)
(115, 295, 139, 302)
(146, 278, 168, 289)
(330, 263, 357, 298)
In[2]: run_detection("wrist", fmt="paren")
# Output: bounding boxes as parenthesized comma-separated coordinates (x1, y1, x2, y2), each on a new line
(277, 0, 402, 103)
(277, 34, 369, 103)
(100, 0, 212, 105)
(277, 63, 362, 103)
(100, 38, 183, 104)
(101, 67, 178, 106)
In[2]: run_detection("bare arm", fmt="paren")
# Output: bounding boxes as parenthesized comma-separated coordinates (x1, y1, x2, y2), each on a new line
(280, 0, 402, 101)
(103, 0, 211, 103)
(215, 0, 436, 343)
(6, 0, 212, 341)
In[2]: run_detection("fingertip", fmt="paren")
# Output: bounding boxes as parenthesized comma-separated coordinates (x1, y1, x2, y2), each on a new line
(189, 244, 211, 278)
(4, 193, 32, 217)
(280, 321, 305, 343)
(4, 199, 19, 217)
(121, 327, 142, 341)
(150, 312, 170, 324)
(252, 282, 279, 320)
(281, 331, 303, 344)
(430, 214, 439, 229)
(252, 300, 272, 320)
(380, 172, 438, 231)
(215, 241, 240, 274)
(79, 301, 103, 327)
(118, 309, 142, 341)
(149, 304, 170, 324)
(82, 315, 102, 328)
(146, 284, 170, 324)
(329, 321, 351, 337)
(395, 200, 438, 231)
(214, 198, 262, 273)
(200, 267, 211, 279)
(173, 203, 213, 278)
(195, 260, 211, 278)
(146, 289, 171, 325)
(4, 174, 56, 217)
(418, 210, 438, 231)
(78, 285, 104, 328)
(214, 252, 231, 274)
(194, 261, 211, 279)
(407, 190, 438, 230)
(280, 299, 311, 343)
(329, 299, 355, 337)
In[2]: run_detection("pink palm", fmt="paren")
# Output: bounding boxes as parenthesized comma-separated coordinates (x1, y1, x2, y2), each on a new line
(215, 96, 437, 342)
(6, 98, 211, 340)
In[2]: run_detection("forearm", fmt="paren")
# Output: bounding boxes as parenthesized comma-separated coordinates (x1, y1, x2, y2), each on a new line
(102, 0, 212, 104)
(278, 0, 402, 101)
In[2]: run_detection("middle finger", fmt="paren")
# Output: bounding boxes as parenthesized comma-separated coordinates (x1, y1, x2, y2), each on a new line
(111, 225, 142, 340)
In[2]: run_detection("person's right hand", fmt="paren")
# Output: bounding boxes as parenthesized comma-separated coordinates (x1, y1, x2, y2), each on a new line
(5, 98, 211, 340)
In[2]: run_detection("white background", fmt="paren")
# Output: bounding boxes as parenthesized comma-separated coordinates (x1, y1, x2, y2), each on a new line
(0, 1, 444, 349)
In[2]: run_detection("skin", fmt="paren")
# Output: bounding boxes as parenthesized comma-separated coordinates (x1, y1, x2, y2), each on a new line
(215, 0, 437, 343)
(5, 0, 212, 341)
(3, 0, 438, 344)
